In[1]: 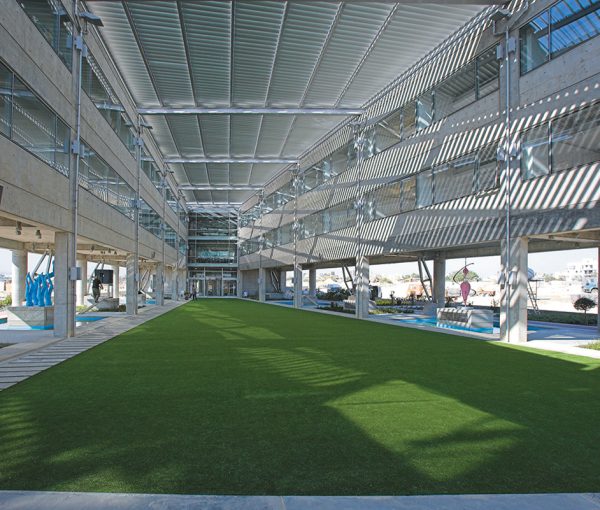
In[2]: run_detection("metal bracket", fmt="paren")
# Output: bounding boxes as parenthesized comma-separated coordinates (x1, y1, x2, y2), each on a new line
(134, 136, 144, 148)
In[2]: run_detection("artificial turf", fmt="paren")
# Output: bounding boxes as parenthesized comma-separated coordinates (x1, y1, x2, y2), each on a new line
(0, 299, 599, 495)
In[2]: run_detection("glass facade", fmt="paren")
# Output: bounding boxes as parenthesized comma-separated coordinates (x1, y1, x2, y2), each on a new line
(240, 141, 501, 255)
(81, 51, 136, 156)
(19, 0, 73, 70)
(240, 46, 500, 230)
(79, 139, 136, 219)
(0, 60, 70, 176)
(522, 103, 600, 179)
(520, 0, 600, 74)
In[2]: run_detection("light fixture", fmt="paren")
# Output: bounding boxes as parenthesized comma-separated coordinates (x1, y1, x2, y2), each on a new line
(78, 11, 104, 27)
(15, 222, 22, 236)
(35, 229, 42, 239)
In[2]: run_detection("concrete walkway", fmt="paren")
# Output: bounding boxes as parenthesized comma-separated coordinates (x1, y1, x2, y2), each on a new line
(0, 300, 186, 391)
(0, 491, 599, 510)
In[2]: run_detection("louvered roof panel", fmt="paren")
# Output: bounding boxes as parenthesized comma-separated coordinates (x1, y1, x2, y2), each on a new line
(303, 3, 395, 107)
(266, 2, 341, 106)
(88, 0, 492, 207)
(231, 1, 287, 105)
(164, 114, 204, 157)
(180, 1, 232, 106)
(88, 1, 161, 106)
(125, 1, 194, 106)
(341, 4, 482, 106)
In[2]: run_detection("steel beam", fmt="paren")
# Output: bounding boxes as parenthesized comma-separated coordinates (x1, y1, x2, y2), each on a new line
(166, 157, 297, 164)
(138, 107, 364, 116)
(179, 185, 263, 191)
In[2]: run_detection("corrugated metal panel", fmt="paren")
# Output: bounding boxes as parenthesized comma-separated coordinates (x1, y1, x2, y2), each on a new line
(89, 0, 492, 206)
(126, 1, 194, 105)
(180, 1, 232, 105)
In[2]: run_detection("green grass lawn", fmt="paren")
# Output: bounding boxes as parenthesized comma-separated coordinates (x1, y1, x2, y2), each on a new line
(0, 299, 599, 495)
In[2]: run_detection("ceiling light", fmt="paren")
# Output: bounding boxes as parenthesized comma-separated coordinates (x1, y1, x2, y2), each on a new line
(15, 222, 22, 236)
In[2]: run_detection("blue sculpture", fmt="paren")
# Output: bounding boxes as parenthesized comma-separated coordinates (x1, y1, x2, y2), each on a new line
(24, 253, 54, 307)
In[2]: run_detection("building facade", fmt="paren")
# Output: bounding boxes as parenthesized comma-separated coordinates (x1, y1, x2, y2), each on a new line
(238, 0, 600, 341)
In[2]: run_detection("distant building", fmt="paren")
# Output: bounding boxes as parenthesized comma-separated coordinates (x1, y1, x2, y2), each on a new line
(566, 259, 598, 282)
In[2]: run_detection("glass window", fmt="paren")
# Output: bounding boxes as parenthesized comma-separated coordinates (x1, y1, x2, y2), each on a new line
(476, 143, 499, 191)
(521, 123, 550, 179)
(416, 169, 433, 207)
(400, 176, 416, 211)
(552, 106, 600, 172)
(11, 77, 57, 169)
(520, 11, 550, 74)
(372, 182, 402, 218)
(416, 91, 434, 131)
(476, 47, 499, 98)
(0, 63, 12, 137)
(374, 110, 402, 154)
(550, 0, 600, 58)
(435, 62, 476, 119)
(54, 118, 70, 177)
(434, 156, 475, 203)
(19, 0, 73, 70)
(403, 101, 416, 138)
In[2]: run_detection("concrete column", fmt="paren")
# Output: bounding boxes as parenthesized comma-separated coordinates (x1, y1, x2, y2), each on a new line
(500, 237, 528, 343)
(280, 270, 287, 293)
(76, 258, 87, 306)
(309, 268, 317, 297)
(258, 268, 266, 302)
(355, 256, 370, 319)
(433, 256, 446, 306)
(54, 231, 75, 338)
(11, 249, 27, 306)
(293, 266, 303, 308)
(109, 265, 119, 298)
(126, 254, 137, 315)
(155, 263, 165, 306)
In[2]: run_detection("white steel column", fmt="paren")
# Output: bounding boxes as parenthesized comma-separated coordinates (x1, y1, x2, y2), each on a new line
(126, 254, 137, 315)
(54, 232, 75, 338)
(433, 256, 446, 307)
(155, 263, 165, 306)
(355, 256, 370, 319)
(11, 249, 27, 306)
(76, 257, 87, 306)
(500, 237, 528, 343)
(293, 266, 303, 308)
(308, 268, 317, 297)
(110, 265, 119, 298)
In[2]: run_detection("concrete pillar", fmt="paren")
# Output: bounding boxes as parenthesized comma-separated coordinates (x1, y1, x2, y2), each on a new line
(126, 253, 137, 315)
(109, 265, 119, 298)
(258, 268, 266, 302)
(75, 258, 87, 306)
(11, 249, 27, 306)
(293, 266, 303, 308)
(309, 268, 317, 297)
(500, 237, 528, 343)
(155, 263, 165, 306)
(433, 256, 446, 306)
(280, 270, 287, 293)
(54, 231, 75, 338)
(355, 255, 370, 319)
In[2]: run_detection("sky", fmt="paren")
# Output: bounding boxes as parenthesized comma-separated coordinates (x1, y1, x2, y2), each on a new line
(0, 247, 597, 281)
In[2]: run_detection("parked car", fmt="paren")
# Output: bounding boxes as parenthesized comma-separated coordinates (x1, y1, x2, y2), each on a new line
(582, 278, 598, 295)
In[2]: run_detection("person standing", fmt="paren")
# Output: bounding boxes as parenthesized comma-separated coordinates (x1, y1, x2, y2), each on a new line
(92, 275, 103, 303)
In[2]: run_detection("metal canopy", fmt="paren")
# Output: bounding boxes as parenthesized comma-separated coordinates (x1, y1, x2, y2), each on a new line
(87, 0, 493, 207)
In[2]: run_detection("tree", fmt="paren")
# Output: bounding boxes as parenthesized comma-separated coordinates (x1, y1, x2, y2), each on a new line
(574, 297, 597, 325)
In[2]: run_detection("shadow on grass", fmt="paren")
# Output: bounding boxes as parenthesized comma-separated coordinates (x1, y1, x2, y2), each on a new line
(0, 299, 599, 495)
